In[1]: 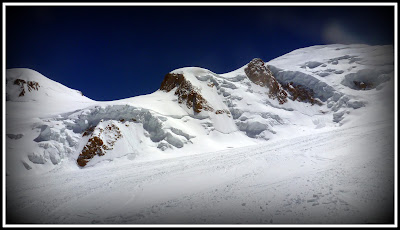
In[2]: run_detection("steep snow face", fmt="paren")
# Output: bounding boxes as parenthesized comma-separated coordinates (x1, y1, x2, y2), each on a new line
(5, 44, 394, 176)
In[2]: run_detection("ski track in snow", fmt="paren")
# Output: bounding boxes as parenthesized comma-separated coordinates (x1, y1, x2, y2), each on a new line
(6, 119, 394, 224)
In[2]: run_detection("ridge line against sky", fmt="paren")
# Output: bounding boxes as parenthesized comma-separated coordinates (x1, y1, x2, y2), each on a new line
(4, 3, 396, 101)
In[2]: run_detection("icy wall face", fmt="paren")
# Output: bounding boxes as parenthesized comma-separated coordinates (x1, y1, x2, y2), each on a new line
(243, 58, 324, 106)
(341, 69, 392, 90)
(268, 65, 336, 102)
(267, 45, 394, 123)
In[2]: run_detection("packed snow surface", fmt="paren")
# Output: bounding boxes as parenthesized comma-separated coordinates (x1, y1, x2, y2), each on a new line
(5, 44, 395, 225)
(6, 119, 394, 224)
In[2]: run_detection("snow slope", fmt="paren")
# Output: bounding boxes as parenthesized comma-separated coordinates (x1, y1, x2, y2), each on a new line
(6, 119, 394, 224)
(5, 44, 396, 225)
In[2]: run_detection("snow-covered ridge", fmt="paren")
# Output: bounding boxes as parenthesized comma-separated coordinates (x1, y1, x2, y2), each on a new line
(6, 44, 394, 175)
(6, 68, 93, 103)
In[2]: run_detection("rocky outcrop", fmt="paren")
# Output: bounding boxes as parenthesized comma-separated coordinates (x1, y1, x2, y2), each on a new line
(82, 126, 96, 137)
(77, 121, 122, 167)
(215, 109, 231, 115)
(160, 73, 213, 113)
(245, 59, 323, 105)
(244, 58, 271, 87)
(14, 79, 40, 97)
(353, 81, 373, 90)
(244, 58, 288, 104)
(77, 135, 106, 167)
(282, 82, 323, 105)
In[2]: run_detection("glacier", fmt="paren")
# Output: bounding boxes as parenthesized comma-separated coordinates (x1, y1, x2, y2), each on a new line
(5, 44, 395, 225)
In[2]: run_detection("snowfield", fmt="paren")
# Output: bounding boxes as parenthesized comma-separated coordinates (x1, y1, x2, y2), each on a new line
(6, 119, 394, 224)
(4, 44, 396, 225)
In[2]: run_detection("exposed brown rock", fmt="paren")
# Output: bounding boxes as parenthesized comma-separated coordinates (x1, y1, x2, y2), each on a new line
(215, 109, 231, 115)
(14, 79, 27, 85)
(244, 58, 288, 104)
(244, 58, 269, 87)
(27, 81, 40, 91)
(160, 73, 185, 92)
(77, 136, 105, 167)
(77, 123, 122, 167)
(19, 89, 26, 97)
(353, 81, 373, 90)
(282, 82, 323, 106)
(267, 72, 288, 104)
(13, 78, 40, 97)
(82, 126, 95, 137)
(160, 73, 214, 113)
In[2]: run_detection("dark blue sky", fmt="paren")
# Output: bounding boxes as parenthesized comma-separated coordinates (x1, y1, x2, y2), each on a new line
(6, 5, 394, 101)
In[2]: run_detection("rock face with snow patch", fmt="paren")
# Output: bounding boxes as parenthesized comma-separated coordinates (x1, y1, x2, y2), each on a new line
(281, 82, 323, 105)
(160, 73, 214, 113)
(77, 120, 122, 167)
(244, 58, 288, 104)
(244, 58, 322, 106)
(13, 79, 40, 97)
